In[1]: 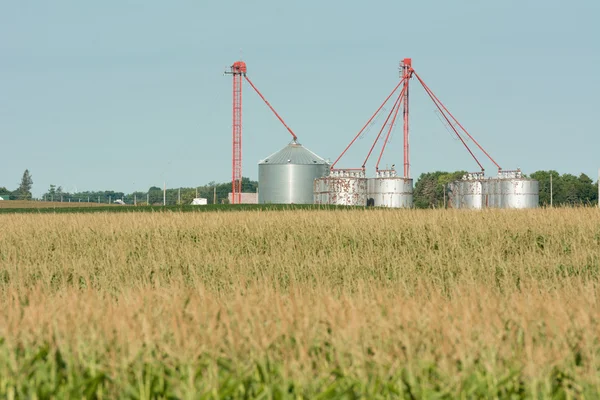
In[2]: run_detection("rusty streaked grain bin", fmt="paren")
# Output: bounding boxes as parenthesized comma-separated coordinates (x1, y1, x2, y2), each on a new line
(313, 177, 330, 205)
(314, 169, 367, 206)
(449, 172, 485, 209)
(461, 172, 485, 209)
(367, 170, 413, 208)
(258, 141, 329, 204)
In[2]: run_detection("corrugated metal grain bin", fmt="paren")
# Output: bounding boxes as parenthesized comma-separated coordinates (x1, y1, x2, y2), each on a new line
(258, 141, 329, 204)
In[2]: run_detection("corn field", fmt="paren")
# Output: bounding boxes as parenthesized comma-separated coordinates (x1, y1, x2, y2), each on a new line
(1, 208, 600, 398)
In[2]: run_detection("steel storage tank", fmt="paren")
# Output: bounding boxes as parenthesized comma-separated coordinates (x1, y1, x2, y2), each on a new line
(367, 170, 413, 208)
(496, 170, 539, 209)
(483, 178, 501, 208)
(457, 173, 485, 209)
(461, 180, 483, 209)
(449, 173, 485, 209)
(314, 169, 367, 206)
(258, 141, 329, 204)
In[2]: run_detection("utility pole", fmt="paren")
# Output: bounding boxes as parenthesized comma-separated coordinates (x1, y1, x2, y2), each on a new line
(550, 174, 553, 208)
(163, 182, 166, 206)
(134, 194, 137, 206)
(213, 186, 217, 204)
(147, 193, 149, 205)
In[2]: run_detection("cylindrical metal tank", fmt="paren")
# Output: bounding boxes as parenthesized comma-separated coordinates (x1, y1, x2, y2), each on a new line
(314, 169, 367, 206)
(498, 179, 539, 209)
(463, 180, 484, 209)
(450, 173, 485, 209)
(482, 179, 501, 208)
(487, 170, 540, 209)
(258, 141, 329, 204)
(451, 170, 539, 209)
(367, 170, 413, 208)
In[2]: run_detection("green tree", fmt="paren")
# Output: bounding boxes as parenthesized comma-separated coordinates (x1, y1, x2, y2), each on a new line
(148, 186, 163, 205)
(0, 186, 10, 200)
(46, 184, 57, 201)
(414, 172, 441, 209)
(576, 173, 597, 205)
(558, 173, 579, 205)
(530, 170, 597, 206)
(414, 171, 466, 209)
(241, 177, 258, 193)
(17, 169, 33, 200)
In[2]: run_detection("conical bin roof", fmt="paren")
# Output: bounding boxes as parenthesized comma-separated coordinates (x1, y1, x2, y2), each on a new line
(259, 141, 328, 165)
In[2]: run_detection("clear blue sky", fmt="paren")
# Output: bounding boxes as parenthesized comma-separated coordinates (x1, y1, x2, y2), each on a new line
(1, 0, 599, 196)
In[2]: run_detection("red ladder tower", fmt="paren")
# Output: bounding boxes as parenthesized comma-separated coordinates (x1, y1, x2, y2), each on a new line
(401, 58, 412, 178)
(226, 61, 247, 204)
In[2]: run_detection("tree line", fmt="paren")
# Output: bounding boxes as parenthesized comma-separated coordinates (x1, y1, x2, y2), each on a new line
(0, 170, 33, 200)
(413, 170, 599, 208)
(2, 169, 598, 207)
(38, 177, 258, 205)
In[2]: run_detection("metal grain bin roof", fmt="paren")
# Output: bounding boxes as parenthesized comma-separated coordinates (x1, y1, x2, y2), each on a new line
(259, 141, 328, 165)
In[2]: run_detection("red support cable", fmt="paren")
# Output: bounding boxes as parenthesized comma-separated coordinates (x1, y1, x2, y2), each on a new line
(244, 76, 297, 141)
(330, 77, 406, 170)
(376, 86, 405, 171)
(362, 86, 405, 168)
(417, 75, 485, 172)
(413, 71, 502, 171)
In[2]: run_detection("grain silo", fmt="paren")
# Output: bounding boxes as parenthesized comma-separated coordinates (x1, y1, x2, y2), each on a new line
(457, 172, 485, 209)
(495, 170, 539, 209)
(258, 141, 329, 204)
(314, 169, 368, 206)
(482, 178, 502, 208)
(367, 169, 413, 208)
(450, 170, 539, 209)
